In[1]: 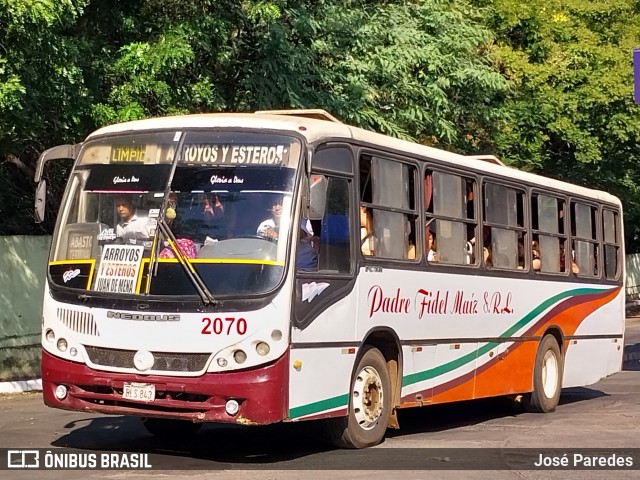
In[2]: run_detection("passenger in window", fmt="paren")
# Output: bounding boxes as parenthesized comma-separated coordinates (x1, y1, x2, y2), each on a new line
(532, 239, 541, 271)
(257, 198, 283, 241)
(297, 219, 318, 271)
(428, 231, 439, 262)
(159, 193, 197, 259)
(466, 233, 490, 265)
(517, 239, 525, 269)
(159, 238, 197, 258)
(560, 244, 579, 274)
(114, 195, 151, 246)
(483, 248, 492, 266)
(465, 227, 476, 264)
(360, 206, 374, 256)
(482, 227, 492, 266)
(407, 241, 416, 260)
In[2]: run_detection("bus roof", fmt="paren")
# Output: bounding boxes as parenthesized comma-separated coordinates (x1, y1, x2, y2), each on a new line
(87, 111, 621, 207)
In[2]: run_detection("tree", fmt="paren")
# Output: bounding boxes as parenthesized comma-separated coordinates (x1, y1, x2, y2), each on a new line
(1, 0, 509, 235)
(0, 0, 91, 233)
(306, 0, 509, 151)
(473, 0, 640, 250)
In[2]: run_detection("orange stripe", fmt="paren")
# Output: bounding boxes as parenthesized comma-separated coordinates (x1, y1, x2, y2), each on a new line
(403, 289, 621, 405)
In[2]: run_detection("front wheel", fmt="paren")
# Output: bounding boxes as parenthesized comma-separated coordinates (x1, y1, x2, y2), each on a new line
(522, 334, 563, 413)
(324, 346, 391, 448)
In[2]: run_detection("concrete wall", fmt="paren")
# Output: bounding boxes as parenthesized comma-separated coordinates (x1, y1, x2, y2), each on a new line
(626, 254, 640, 301)
(0, 236, 50, 382)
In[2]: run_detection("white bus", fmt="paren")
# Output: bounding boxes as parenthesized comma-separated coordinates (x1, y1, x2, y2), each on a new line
(35, 109, 624, 448)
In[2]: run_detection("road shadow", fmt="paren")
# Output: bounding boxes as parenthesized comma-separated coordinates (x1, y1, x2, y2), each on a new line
(48, 385, 611, 467)
(623, 342, 640, 371)
(387, 387, 606, 439)
(387, 397, 521, 437)
(52, 416, 336, 466)
(557, 387, 608, 406)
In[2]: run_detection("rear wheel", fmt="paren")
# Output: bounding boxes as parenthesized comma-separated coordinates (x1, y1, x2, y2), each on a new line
(141, 418, 202, 439)
(522, 334, 563, 413)
(324, 346, 391, 448)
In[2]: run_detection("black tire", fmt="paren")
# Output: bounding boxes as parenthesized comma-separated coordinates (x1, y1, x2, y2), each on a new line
(522, 334, 563, 413)
(324, 346, 391, 448)
(141, 418, 202, 439)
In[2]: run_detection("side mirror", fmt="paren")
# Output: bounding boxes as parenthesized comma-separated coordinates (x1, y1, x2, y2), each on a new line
(35, 180, 47, 223)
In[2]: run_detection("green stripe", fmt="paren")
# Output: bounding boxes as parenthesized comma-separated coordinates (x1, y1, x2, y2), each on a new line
(289, 393, 349, 419)
(401, 287, 608, 387)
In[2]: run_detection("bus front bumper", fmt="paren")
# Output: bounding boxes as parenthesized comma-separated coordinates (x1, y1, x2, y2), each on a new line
(41, 349, 289, 425)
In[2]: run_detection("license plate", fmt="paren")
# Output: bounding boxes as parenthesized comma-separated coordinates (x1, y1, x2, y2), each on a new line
(123, 382, 155, 402)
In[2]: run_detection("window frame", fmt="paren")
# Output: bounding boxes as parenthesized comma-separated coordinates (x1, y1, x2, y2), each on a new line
(358, 151, 420, 262)
(602, 207, 622, 281)
(481, 179, 528, 272)
(424, 166, 479, 267)
(570, 199, 601, 279)
(530, 190, 568, 276)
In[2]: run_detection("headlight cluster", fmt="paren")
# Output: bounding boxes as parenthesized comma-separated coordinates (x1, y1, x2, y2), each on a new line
(44, 329, 78, 357)
(214, 329, 281, 369)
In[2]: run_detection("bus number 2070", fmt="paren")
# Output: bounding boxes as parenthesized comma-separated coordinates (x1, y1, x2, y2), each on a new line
(201, 317, 247, 335)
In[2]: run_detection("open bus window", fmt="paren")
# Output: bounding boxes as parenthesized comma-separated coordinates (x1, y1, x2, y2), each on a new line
(571, 201, 598, 277)
(360, 155, 417, 261)
(483, 182, 525, 270)
(427, 170, 476, 265)
(314, 175, 351, 273)
(531, 194, 565, 273)
(603, 209, 620, 279)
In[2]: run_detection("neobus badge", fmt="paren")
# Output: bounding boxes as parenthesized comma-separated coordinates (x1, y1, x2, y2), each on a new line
(181, 143, 288, 165)
(106, 311, 180, 322)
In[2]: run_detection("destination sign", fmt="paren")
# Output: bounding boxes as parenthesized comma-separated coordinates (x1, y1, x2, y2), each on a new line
(181, 144, 289, 165)
(110, 145, 146, 163)
(94, 245, 144, 294)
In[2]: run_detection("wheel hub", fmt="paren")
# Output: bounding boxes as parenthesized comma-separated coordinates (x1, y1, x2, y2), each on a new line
(541, 350, 559, 398)
(352, 366, 384, 430)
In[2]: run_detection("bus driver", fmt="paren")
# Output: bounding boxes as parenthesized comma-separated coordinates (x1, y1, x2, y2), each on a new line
(115, 196, 151, 246)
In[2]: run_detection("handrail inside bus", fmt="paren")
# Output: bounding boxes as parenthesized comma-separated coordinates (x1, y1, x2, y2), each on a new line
(253, 109, 343, 123)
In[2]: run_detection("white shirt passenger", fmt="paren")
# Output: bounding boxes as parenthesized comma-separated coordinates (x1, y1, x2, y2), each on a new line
(116, 210, 151, 246)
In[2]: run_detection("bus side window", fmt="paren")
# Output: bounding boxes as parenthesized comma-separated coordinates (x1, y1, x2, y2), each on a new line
(428, 170, 476, 265)
(571, 201, 598, 277)
(483, 183, 525, 270)
(360, 155, 417, 261)
(532, 194, 564, 273)
(603, 209, 620, 279)
(360, 206, 375, 256)
(317, 176, 352, 273)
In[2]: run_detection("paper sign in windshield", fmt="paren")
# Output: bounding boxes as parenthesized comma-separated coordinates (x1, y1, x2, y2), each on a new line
(94, 245, 144, 293)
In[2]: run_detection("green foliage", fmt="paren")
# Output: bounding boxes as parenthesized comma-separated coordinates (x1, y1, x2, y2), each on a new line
(1, 0, 640, 254)
(474, 0, 640, 250)
(305, 0, 509, 149)
(0, 0, 90, 234)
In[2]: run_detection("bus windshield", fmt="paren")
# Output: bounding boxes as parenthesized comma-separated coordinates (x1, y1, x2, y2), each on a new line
(48, 130, 301, 298)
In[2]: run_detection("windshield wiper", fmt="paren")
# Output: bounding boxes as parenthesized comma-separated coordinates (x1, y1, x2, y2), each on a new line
(153, 220, 217, 305)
